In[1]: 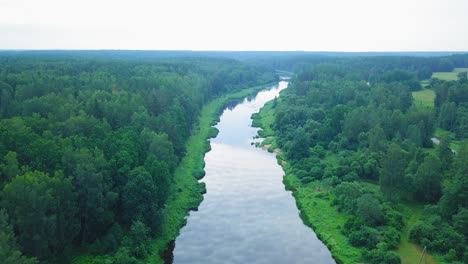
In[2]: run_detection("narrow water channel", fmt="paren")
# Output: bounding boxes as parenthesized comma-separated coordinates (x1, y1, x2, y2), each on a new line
(168, 80, 335, 264)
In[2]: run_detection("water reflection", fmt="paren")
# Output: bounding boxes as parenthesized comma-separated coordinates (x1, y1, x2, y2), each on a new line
(169, 81, 335, 264)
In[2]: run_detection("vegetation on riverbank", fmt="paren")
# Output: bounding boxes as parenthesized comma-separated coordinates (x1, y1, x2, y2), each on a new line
(253, 55, 468, 264)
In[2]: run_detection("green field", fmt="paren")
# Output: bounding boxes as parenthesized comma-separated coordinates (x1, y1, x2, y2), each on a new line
(453, 67, 468, 72)
(412, 89, 435, 109)
(432, 67, 468, 81)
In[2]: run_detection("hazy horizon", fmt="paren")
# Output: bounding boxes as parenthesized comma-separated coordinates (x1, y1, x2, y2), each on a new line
(1, 0, 467, 51)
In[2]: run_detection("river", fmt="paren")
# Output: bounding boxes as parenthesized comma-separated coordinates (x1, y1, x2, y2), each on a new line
(167, 80, 335, 264)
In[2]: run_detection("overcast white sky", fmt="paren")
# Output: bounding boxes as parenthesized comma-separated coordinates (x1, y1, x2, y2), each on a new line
(1, 0, 467, 51)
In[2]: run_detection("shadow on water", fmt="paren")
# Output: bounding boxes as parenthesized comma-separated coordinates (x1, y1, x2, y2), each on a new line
(161, 240, 175, 264)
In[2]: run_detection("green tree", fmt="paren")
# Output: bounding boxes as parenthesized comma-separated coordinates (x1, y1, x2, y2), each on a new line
(123, 167, 161, 228)
(0, 151, 20, 184)
(438, 102, 457, 131)
(0, 210, 38, 264)
(413, 154, 442, 202)
(379, 143, 407, 201)
(2, 171, 79, 259)
(356, 194, 385, 226)
(62, 148, 116, 244)
(368, 125, 387, 152)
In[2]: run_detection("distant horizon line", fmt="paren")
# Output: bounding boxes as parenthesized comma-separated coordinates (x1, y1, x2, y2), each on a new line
(1, 49, 467, 53)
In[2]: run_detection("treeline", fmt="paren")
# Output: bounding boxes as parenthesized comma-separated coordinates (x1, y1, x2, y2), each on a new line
(254, 53, 468, 82)
(0, 55, 276, 263)
(269, 58, 467, 263)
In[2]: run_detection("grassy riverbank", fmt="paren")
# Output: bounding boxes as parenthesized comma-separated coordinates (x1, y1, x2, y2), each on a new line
(73, 82, 275, 264)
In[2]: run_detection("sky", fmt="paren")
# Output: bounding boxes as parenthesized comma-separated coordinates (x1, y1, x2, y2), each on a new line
(0, 0, 467, 51)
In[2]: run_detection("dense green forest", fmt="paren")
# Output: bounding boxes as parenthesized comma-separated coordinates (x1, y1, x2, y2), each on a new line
(0, 54, 276, 263)
(255, 54, 468, 263)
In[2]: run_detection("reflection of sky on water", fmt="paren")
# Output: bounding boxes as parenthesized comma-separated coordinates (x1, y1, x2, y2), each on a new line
(171, 81, 335, 264)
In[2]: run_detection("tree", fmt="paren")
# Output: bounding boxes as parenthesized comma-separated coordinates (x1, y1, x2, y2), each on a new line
(123, 167, 161, 229)
(413, 154, 442, 202)
(368, 125, 387, 152)
(457, 71, 467, 82)
(0, 151, 20, 184)
(2, 171, 79, 259)
(284, 126, 310, 160)
(356, 194, 385, 226)
(438, 102, 457, 131)
(379, 143, 408, 201)
(0, 210, 38, 264)
(62, 148, 116, 244)
(439, 142, 468, 217)
(126, 220, 151, 258)
(437, 137, 453, 167)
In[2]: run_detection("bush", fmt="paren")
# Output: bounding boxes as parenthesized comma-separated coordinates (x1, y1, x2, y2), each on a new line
(382, 227, 401, 249)
(364, 249, 401, 264)
(348, 226, 381, 249)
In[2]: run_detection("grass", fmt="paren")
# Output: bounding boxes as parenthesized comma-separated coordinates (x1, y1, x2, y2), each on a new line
(432, 72, 459, 81)
(72, 82, 275, 264)
(431, 68, 468, 81)
(453, 67, 468, 72)
(284, 174, 363, 264)
(397, 204, 438, 264)
(252, 100, 276, 137)
(412, 89, 435, 109)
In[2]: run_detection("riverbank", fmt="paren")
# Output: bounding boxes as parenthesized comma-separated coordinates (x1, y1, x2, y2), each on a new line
(252, 101, 361, 264)
(72, 82, 275, 264)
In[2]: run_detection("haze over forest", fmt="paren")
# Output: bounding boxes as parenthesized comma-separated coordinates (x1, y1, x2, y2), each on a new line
(1, 0, 468, 51)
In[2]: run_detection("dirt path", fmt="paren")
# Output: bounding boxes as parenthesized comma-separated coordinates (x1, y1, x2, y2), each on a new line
(397, 207, 437, 264)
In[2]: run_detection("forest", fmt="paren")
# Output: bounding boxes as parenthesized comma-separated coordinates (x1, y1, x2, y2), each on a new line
(255, 54, 468, 263)
(1, 51, 467, 264)
(0, 53, 276, 263)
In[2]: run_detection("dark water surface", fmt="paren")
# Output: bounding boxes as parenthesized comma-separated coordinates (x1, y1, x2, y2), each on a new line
(169, 81, 335, 264)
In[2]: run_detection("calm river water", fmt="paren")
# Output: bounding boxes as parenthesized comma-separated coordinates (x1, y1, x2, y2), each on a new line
(168, 80, 335, 264)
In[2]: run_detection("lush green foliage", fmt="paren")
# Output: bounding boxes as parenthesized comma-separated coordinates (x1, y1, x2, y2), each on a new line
(0, 54, 276, 262)
(258, 54, 468, 263)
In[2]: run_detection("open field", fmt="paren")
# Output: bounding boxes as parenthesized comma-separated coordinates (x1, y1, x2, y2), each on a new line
(412, 89, 435, 109)
(432, 67, 468, 81)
